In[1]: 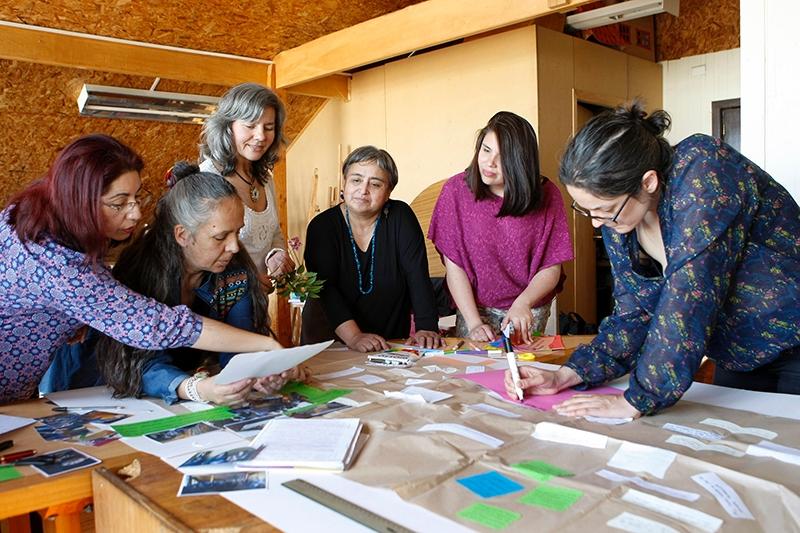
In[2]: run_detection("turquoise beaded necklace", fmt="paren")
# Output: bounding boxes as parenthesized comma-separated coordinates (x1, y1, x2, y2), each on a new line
(344, 205, 380, 295)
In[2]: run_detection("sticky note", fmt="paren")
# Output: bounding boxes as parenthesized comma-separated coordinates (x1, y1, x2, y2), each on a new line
(518, 484, 583, 511)
(456, 471, 524, 498)
(457, 503, 521, 530)
(0, 465, 22, 483)
(512, 460, 573, 482)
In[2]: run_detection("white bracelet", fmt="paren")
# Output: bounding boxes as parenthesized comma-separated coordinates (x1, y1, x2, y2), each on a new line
(265, 248, 285, 263)
(185, 375, 207, 403)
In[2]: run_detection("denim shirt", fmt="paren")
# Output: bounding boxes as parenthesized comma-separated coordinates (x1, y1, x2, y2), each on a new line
(141, 268, 254, 403)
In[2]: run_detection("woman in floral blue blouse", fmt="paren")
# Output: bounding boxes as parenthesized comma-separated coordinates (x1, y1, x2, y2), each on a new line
(505, 102, 800, 417)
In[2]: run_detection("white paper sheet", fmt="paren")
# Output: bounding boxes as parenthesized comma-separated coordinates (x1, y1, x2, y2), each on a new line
(46, 386, 173, 423)
(215, 340, 333, 384)
(315, 366, 364, 380)
(607, 512, 679, 533)
(622, 488, 723, 533)
(383, 391, 426, 404)
(388, 368, 424, 378)
(532, 422, 607, 449)
(691, 472, 754, 520)
(666, 435, 745, 457)
(662, 423, 723, 441)
(465, 366, 485, 374)
(584, 415, 633, 425)
(349, 374, 385, 385)
(423, 365, 443, 373)
(417, 423, 504, 448)
(393, 386, 453, 404)
(699, 418, 777, 440)
(467, 403, 521, 419)
(442, 367, 459, 374)
(122, 429, 248, 459)
(746, 440, 800, 466)
(0, 414, 36, 436)
(607, 441, 676, 479)
(405, 378, 435, 386)
(596, 469, 699, 502)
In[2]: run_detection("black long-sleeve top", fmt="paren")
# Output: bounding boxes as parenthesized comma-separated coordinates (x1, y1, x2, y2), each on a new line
(302, 200, 438, 342)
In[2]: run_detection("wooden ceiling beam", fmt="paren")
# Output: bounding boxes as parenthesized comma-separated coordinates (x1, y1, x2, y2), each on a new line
(0, 21, 271, 87)
(274, 0, 595, 89)
(285, 75, 350, 100)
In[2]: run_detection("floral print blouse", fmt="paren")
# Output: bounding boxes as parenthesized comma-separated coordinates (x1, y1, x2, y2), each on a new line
(566, 135, 800, 414)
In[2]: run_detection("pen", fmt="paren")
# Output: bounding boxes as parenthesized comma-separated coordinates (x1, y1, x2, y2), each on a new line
(503, 325, 524, 401)
(0, 440, 12, 453)
(52, 405, 124, 412)
(0, 449, 37, 464)
(452, 340, 464, 351)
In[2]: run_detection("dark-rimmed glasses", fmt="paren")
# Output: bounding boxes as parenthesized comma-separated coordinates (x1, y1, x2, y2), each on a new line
(571, 194, 632, 224)
(102, 192, 153, 214)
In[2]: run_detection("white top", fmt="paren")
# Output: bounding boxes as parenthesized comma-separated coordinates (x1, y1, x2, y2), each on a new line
(199, 159, 284, 274)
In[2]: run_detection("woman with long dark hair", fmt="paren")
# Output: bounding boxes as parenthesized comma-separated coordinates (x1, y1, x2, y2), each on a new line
(507, 102, 800, 417)
(95, 163, 297, 404)
(429, 111, 573, 344)
(0, 135, 282, 404)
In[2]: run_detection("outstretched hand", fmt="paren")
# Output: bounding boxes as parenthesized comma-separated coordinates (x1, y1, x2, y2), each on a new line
(407, 330, 443, 349)
(554, 394, 641, 419)
(197, 377, 254, 406)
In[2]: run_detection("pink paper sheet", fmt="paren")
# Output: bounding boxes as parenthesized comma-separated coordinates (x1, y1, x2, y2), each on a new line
(455, 369, 622, 410)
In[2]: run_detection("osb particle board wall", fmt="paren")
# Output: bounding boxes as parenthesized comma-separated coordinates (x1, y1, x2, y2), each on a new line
(0, 58, 325, 206)
(655, 0, 739, 61)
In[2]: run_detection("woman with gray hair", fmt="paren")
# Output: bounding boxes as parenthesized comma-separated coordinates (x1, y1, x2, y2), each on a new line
(91, 162, 302, 405)
(301, 146, 442, 352)
(199, 82, 294, 283)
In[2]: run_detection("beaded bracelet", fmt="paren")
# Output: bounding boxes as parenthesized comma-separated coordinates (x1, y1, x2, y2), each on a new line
(185, 375, 207, 403)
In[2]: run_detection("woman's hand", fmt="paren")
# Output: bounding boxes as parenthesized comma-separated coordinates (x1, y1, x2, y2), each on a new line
(266, 250, 295, 277)
(347, 333, 389, 353)
(467, 323, 495, 342)
(196, 377, 254, 406)
(501, 302, 534, 344)
(252, 365, 309, 395)
(408, 330, 443, 349)
(554, 394, 642, 419)
(504, 365, 581, 399)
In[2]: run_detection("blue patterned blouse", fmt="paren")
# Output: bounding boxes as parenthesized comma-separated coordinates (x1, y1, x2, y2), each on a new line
(566, 135, 800, 414)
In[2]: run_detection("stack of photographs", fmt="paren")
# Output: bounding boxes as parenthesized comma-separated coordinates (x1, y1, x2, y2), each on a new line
(34, 411, 129, 447)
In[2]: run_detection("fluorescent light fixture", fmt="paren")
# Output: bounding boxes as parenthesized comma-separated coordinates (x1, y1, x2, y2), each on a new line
(566, 0, 679, 30)
(77, 84, 220, 124)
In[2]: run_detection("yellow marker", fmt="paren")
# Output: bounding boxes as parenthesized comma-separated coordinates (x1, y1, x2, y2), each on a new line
(517, 352, 536, 361)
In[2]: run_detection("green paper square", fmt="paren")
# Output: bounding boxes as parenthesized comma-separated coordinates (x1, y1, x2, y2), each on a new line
(512, 460, 574, 482)
(0, 465, 22, 483)
(518, 484, 583, 511)
(457, 502, 521, 530)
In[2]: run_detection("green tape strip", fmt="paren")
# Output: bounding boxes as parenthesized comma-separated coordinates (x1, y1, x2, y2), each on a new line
(111, 406, 234, 437)
(281, 382, 351, 405)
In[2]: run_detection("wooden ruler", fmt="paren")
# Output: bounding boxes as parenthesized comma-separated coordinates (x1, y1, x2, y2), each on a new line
(282, 479, 414, 533)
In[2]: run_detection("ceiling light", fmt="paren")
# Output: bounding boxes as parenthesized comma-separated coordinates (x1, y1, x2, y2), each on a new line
(77, 84, 220, 124)
(566, 0, 679, 31)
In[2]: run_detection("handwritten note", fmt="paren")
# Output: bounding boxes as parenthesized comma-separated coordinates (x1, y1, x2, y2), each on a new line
(533, 422, 608, 449)
(314, 366, 364, 380)
(666, 435, 745, 457)
(418, 423, 504, 448)
(700, 418, 777, 440)
(401, 386, 452, 403)
(662, 423, 723, 441)
(518, 484, 583, 511)
(467, 403, 521, 419)
(607, 441, 677, 479)
(607, 512, 679, 533)
(691, 472, 754, 520)
(622, 488, 723, 533)
(457, 503, 520, 530)
(746, 440, 800, 466)
(596, 469, 699, 502)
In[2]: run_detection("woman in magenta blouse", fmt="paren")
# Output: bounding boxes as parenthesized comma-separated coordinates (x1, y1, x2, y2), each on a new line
(0, 134, 282, 404)
(429, 111, 573, 344)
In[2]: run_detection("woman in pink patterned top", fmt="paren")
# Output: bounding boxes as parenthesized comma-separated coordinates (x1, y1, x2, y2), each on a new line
(429, 112, 573, 344)
(0, 135, 282, 404)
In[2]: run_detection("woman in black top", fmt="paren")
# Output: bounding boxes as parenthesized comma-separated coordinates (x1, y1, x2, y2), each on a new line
(302, 146, 442, 352)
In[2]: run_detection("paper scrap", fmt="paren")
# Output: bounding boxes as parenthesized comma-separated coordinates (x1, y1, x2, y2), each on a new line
(215, 340, 333, 384)
(607, 441, 676, 479)
(400, 386, 452, 403)
(532, 422, 607, 449)
(0, 465, 22, 483)
(457, 503, 520, 530)
(466, 366, 486, 374)
(662, 423, 723, 441)
(467, 403, 521, 419)
(0, 414, 36, 436)
(746, 440, 800, 466)
(405, 378, 435, 386)
(112, 407, 234, 438)
(418, 423, 504, 448)
(518, 484, 583, 511)
(280, 382, 351, 405)
(456, 471, 523, 498)
(666, 435, 745, 457)
(622, 488, 723, 533)
(700, 418, 777, 440)
(691, 472, 754, 520)
(349, 374, 385, 385)
(607, 512, 679, 533)
(596, 469, 699, 502)
(314, 366, 364, 380)
(423, 365, 443, 373)
(584, 415, 633, 425)
(383, 391, 425, 404)
(512, 460, 573, 482)
(442, 367, 459, 374)
(388, 368, 424, 378)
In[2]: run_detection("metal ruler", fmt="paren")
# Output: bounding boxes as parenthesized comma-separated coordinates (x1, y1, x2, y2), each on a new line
(282, 479, 415, 533)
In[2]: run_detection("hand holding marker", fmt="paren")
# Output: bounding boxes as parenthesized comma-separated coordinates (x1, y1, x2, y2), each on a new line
(503, 324, 524, 401)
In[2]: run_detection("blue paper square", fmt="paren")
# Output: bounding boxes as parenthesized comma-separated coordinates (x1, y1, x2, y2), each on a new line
(456, 471, 525, 498)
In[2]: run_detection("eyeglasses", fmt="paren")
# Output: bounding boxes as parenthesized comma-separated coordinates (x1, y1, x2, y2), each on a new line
(571, 194, 632, 224)
(103, 192, 153, 214)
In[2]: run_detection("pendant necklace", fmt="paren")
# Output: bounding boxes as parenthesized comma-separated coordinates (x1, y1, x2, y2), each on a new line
(234, 169, 260, 203)
(344, 205, 380, 295)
